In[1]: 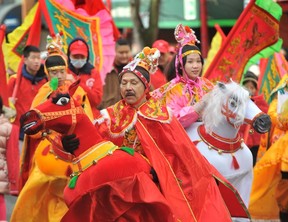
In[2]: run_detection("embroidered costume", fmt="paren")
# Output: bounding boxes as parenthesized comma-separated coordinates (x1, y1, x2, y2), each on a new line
(249, 76, 288, 221)
(152, 24, 214, 128)
(61, 47, 250, 221)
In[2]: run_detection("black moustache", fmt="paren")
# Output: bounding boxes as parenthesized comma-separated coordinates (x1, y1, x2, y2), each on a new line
(125, 92, 135, 97)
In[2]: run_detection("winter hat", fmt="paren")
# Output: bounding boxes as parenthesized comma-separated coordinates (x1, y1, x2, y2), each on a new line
(44, 54, 67, 74)
(152, 40, 170, 53)
(243, 71, 258, 89)
(70, 40, 88, 57)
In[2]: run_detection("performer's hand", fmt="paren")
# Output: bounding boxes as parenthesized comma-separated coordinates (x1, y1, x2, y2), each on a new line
(61, 134, 80, 154)
(193, 92, 210, 114)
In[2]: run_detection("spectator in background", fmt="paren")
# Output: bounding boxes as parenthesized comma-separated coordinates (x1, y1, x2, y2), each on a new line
(0, 96, 19, 221)
(168, 45, 176, 63)
(150, 39, 170, 89)
(98, 38, 132, 109)
(7, 45, 48, 147)
(239, 69, 269, 166)
(67, 38, 103, 118)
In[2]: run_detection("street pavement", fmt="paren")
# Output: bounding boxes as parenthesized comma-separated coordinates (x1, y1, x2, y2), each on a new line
(5, 195, 17, 221)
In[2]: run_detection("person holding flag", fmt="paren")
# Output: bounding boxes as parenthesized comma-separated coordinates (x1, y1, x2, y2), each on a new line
(7, 45, 48, 148)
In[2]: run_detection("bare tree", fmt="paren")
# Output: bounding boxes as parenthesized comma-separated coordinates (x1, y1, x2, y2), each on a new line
(130, 0, 161, 50)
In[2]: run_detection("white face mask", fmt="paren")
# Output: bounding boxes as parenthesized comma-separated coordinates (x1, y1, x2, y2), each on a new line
(70, 58, 86, 69)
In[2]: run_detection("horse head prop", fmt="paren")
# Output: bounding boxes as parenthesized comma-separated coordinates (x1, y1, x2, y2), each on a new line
(186, 81, 271, 207)
(20, 80, 105, 157)
(202, 81, 271, 137)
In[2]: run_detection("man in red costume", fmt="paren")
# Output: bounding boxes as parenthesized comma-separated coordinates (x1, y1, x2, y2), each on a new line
(63, 47, 251, 221)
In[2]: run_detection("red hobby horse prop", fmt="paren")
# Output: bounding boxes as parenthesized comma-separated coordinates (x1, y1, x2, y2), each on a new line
(20, 81, 175, 222)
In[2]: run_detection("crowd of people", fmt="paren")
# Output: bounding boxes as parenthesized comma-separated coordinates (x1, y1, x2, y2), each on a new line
(0, 21, 287, 222)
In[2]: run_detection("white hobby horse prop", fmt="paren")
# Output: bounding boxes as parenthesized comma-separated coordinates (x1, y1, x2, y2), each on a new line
(186, 81, 271, 207)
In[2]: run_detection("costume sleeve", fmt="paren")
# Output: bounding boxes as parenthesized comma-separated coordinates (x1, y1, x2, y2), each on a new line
(166, 93, 198, 128)
(167, 88, 209, 128)
(78, 69, 103, 108)
(177, 106, 199, 128)
(7, 75, 17, 97)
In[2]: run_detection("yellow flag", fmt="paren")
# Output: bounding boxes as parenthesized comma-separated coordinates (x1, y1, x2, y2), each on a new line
(203, 28, 224, 76)
(5, 3, 39, 73)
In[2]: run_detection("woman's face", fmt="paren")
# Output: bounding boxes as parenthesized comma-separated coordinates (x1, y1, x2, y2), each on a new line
(183, 53, 202, 80)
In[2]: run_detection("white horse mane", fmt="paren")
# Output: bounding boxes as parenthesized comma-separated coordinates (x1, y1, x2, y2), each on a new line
(202, 81, 250, 133)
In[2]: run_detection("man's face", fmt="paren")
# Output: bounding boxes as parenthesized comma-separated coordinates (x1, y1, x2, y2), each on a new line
(48, 68, 67, 86)
(120, 72, 146, 106)
(115, 45, 131, 66)
(158, 52, 170, 67)
(24, 52, 41, 75)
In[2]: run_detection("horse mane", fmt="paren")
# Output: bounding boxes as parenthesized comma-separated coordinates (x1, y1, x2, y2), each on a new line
(202, 81, 250, 133)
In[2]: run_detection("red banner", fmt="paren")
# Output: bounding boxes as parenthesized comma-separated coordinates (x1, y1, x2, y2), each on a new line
(204, 0, 280, 83)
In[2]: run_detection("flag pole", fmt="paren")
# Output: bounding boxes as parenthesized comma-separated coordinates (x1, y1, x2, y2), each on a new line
(0, 25, 9, 106)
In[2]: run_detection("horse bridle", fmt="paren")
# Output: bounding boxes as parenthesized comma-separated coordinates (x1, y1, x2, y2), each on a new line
(32, 97, 86, 135)
(221, 98, 238, 128)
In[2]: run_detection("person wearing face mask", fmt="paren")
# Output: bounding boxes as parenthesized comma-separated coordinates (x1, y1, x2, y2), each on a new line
(67, 38, 103, 118)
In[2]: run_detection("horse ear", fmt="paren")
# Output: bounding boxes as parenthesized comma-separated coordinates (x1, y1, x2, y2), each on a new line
(69, 79, 80, 96)
(217, 81, 226, 91)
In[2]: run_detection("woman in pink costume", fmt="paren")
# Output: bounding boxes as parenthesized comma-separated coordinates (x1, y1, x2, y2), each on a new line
(152, 24, 214, 128)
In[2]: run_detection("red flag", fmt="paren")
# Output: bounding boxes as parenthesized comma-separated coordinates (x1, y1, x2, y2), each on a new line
(11, 3, 42, 99)
(0, 25, 9, 106)
(204, 0, 281, 83)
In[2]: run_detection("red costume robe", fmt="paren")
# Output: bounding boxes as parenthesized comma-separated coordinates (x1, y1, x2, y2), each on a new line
(63, 98, 250, 222)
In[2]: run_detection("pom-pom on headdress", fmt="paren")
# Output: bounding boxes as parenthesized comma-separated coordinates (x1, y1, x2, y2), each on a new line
(46, 32, 64, 55)
(120, 46, 160, 89)
(175, 24, 200, 47)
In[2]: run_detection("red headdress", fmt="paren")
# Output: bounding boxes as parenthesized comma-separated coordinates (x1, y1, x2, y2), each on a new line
(119, 46, 160, 89)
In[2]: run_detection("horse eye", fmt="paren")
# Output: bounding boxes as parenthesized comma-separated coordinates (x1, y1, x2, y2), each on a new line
(230, 100, 237, 108)
(56, 97, 70, 105)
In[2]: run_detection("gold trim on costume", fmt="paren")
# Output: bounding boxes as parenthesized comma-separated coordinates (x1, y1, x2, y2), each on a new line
(71, 141, 119, 176)
(47, 65, 66, 71)
(181, 50, 201, 58)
